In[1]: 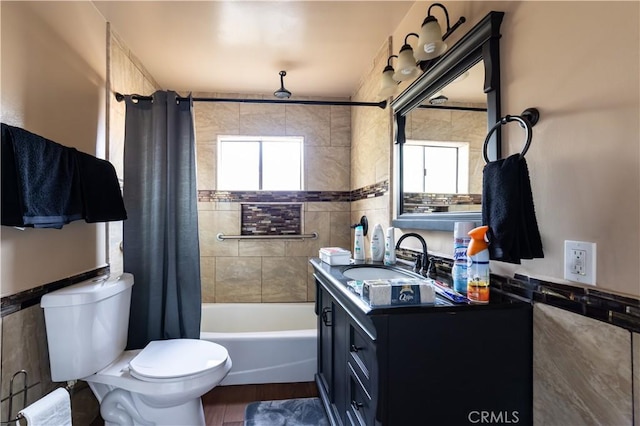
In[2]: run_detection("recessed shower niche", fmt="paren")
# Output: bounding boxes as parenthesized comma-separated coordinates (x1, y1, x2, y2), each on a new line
(241, 203, 303, 236)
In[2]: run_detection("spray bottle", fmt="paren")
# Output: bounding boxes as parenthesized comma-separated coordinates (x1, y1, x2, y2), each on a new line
(452, 222, 474, 294)
(467, 225, 490, 304)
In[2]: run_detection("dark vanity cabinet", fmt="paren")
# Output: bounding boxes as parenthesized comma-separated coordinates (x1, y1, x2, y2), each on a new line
(312, 259, 533, 426)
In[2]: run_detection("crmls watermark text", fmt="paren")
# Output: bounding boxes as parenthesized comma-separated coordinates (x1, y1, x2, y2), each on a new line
(468, 411, 520, 424)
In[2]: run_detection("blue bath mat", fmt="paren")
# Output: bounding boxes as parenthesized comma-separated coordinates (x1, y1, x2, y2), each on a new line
(244, 397, 329, 426)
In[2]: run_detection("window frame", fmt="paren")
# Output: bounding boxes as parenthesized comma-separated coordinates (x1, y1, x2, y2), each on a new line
(403, 139, 470, 194)
(217, 135, 304, 191)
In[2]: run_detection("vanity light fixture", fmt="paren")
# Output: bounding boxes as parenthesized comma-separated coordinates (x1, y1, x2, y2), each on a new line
(392, 33, 421, 82)
(415, 3, 466, 61)
(378, 55, 400, 98)
(379, 4, 465, 102)
(273, 70, 292, 99)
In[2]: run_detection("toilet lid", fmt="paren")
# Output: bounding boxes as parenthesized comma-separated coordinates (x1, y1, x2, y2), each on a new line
(129, 339, 228, 381)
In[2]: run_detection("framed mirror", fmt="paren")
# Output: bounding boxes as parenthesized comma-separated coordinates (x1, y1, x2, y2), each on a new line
(392, 11, 504, 231)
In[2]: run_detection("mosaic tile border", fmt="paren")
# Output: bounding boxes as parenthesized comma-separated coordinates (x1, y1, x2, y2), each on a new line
(398, 248, 640, 334)
(1, 266, 109, 317)
(403, 192, 481, 214)
(197, 180, 389, 203)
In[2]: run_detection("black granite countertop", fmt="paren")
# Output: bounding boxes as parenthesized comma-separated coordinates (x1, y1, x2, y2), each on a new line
(310, 257, 530, 316)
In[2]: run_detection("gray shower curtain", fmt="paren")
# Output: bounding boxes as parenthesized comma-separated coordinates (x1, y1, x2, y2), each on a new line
(123, 90, 201, 350)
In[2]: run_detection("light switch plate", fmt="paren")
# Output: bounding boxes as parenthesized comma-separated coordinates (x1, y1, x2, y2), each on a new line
(564, 240, 597, 285)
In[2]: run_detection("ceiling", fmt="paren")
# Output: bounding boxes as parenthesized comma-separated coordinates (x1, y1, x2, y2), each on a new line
(92, 1, 416, 99)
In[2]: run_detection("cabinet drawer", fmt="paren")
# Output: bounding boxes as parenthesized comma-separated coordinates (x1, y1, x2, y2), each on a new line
(347, 366, 373, 426)
(348, 321, 375, 388)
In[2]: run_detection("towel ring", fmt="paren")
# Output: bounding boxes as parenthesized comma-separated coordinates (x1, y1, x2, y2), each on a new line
(483, 108, 539, 163)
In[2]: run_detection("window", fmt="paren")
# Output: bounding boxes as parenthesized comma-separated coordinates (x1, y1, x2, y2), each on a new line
(217, 136, 304, 190)
(403, 140, 469, 194)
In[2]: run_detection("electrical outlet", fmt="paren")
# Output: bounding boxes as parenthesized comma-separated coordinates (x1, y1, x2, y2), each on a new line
(564, 240, 597, 285)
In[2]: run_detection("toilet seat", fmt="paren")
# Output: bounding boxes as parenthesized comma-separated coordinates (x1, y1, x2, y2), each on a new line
(85, 340, 232, 401)
(129, 339, 228, 382)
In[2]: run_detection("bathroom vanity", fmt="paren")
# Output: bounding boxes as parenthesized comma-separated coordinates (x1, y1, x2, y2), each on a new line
(311, 258, 532, 426)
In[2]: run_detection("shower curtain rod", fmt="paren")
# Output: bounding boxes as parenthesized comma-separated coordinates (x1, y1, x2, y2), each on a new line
(417, 105, 487, 112)
(114, 92, 387, 109)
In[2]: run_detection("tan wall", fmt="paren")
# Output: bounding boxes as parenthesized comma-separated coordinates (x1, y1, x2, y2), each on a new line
(0, 3, 109, 422)
(383, 1, 640, 297)
(194, 97, 352, 302)
(0, 2, 108, 297)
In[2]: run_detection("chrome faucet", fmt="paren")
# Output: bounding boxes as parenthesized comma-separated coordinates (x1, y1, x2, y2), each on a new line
(395, 232, 432, 277)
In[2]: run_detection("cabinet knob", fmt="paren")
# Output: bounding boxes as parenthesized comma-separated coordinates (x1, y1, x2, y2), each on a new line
(352, 400, 364, 410)
(350, 344, 362, 352)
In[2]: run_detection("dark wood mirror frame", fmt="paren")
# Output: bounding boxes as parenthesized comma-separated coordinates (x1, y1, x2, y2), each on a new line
(391, 11, 504, 231)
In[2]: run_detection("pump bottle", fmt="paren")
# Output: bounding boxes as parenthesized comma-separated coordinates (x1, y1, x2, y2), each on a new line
(384, 227, 396, 265)
(369, 224, 385, 262)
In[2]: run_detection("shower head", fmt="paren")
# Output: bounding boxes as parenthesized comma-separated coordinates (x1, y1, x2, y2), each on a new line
(273, 70, 292, 99)
(429, 94, 448, 105)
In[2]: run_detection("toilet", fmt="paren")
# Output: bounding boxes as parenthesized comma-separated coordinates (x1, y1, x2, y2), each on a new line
(40, 273, 231, 426)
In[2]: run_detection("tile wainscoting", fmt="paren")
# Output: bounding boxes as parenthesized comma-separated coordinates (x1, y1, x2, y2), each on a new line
(1, 267, 108, 425)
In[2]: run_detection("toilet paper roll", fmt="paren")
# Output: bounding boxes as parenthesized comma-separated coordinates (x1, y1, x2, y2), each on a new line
(19, 388, 71, 426)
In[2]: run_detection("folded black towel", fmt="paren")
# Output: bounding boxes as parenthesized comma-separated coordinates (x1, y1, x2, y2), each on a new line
(76, 151, 127, 223)
(482, 154, 543, 264)
(2, 123, 127, 228)
(1, 123, 83, 228)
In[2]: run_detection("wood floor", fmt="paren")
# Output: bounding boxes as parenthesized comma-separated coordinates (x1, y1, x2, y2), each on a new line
(203, 381, 319, 426)
(90, 381, 319, 426)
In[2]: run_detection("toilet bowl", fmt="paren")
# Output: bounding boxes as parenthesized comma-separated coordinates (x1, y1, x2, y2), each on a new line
(41, 273, 231, 426)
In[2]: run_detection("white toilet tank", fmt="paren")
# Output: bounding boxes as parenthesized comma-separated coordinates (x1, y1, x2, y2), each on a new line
(41, 273, 134, 382)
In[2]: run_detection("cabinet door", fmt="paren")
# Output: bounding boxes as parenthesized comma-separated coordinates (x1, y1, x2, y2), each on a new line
(333, 303, 348, 425)
(317, 284, 349, 426)
(318, 285, 334, 398)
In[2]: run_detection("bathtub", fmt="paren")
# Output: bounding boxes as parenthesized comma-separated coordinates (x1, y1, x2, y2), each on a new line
(200, 303, 317, 386)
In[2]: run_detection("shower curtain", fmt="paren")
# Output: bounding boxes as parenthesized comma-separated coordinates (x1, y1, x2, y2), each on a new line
(123, 90, 201, 350)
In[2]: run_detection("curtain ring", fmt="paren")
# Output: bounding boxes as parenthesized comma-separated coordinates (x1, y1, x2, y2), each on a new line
(483, 113, 534, 163)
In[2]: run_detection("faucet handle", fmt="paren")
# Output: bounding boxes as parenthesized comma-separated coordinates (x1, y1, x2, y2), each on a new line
(413, 253, 422, 273)
(427, 257, 437, 278)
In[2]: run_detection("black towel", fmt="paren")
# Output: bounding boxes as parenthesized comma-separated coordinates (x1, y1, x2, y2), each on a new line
(1, 123, 83, 228)
(482, 154, 543, 264)
(76, 151, 127, 223)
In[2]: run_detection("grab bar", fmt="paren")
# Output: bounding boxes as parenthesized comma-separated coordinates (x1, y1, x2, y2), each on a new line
(216, 232, 318, 241)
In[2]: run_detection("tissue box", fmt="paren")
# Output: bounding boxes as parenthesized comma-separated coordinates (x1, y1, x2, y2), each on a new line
(319, 247, 351, 265)
(362, 278, 435, 307)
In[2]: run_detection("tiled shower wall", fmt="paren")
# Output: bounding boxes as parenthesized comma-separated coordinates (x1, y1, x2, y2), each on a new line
(194, 97, 352, 303)
(350, 39, 394, 248)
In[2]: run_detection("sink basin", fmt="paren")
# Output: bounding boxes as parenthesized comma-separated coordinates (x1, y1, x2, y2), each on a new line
(342, 266, 413, 281)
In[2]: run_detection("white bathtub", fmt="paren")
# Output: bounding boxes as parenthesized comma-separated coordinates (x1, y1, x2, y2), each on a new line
(200, 303, 317, 386)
